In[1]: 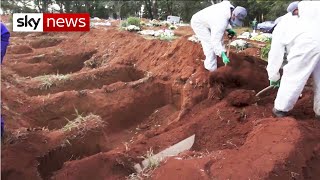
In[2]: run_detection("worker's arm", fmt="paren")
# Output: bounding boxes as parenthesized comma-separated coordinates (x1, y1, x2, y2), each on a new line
(266, 25, 285, 82)
(1, 23, 10, 64)
(226, 23, 232, 30)
(209, 20, 229, 57)
(226, 23, 236, 37)
(1, 23, 10, 42)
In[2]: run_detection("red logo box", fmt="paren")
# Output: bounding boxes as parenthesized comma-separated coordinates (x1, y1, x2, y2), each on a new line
(43, 13, 90, 32)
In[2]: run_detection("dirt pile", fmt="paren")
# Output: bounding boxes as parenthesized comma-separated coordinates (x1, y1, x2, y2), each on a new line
(1, 26, 319, 180)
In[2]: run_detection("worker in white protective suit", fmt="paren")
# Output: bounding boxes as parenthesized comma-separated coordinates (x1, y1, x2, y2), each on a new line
(269, 1, 299, 33)
(190, 1, 247, 72)
(268, 2, 300, 65)
(267, 1, 320, 119)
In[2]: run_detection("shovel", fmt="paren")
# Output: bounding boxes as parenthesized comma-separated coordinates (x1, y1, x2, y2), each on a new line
(223, 38, 232, 67)
(134, 134, 195, 173)
(256, 85, 274, 97)
(256, 85, 310, 98)
(227, 38, 232, 57)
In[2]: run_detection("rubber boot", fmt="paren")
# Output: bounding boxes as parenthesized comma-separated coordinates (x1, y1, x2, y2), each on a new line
(272, 108, 288, 118)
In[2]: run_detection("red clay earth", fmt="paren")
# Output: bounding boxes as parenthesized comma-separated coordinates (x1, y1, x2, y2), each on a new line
(1, 25, 320, 180)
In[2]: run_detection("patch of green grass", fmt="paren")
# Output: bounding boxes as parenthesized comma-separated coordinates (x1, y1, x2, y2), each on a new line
(35, 73, 71, 90)
(261, 39, 271, 60)
(121, 17, 141, 30)
(159, 34, 177, 41)
(140, 21, 146, 26)
(121, 21, 129, 28)
(127, 17, 141, 27)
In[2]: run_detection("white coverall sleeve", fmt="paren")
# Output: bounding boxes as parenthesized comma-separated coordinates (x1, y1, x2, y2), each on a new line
(209, 20, 228, 57)
(226, 23, 232, 30)
(266, 24, 285, 82)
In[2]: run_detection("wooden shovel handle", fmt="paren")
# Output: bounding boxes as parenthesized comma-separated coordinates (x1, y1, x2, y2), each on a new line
(227, 39, 231, 57)
(256, 85, 274, 97)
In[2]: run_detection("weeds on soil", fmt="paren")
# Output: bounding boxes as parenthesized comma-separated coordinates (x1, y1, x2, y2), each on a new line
(140, 148, 160, 169)
(35, 73, 70, 90)
(84, 56, 101, 68)
(62, 109, 103, 132)
(127, 17, 141, 27)
(53, 48, 64, 56)
(159, 34, 177, 41)
(261, 39, 271, 60)
(127, 148, 160, 180)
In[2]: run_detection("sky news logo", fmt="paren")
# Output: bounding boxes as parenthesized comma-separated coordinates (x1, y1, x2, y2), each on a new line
(13, 13, 90, 32)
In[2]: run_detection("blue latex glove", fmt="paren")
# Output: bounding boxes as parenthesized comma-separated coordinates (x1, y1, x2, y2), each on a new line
(221, 52, 230, 65)
(270, 80, 280, 88)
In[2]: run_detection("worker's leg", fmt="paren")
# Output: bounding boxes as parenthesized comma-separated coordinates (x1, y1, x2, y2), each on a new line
(275, 36, 320, 112)
(191, 21, 217, 71)
(313, 61, 320, 116)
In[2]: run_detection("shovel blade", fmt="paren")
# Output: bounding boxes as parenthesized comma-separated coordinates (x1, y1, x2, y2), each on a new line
(134, 134, 195, 172)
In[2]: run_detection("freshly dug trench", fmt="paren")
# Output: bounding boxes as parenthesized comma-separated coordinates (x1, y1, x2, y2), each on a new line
(37, 130, 103, 180)
(25, 65, 145, 96)
(7, 45, 33, 54)
(52, 151, 134, 180)
(9, 49, 97, 77)
(24, 81, 172, 131)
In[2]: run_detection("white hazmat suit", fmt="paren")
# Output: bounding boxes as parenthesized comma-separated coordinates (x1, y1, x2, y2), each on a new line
(190, 1, 233, 72)
(267, 1, 320, 116)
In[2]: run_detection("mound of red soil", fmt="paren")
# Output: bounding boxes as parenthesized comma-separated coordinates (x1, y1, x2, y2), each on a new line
(226, 89, 256, 107)
(152, 118, 320, 180)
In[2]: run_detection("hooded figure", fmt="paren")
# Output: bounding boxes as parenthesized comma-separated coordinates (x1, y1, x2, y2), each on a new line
(267, 1, 320, 119)
(287, 1, 299, 15)
(1, 22, 10, 63)
(269, 1, 299, 34)
(190, 1, 247, 72)
(1, 22, 10, 137)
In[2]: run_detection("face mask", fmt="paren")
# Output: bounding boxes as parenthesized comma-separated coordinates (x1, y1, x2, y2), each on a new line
(292, 9, 299, 16)
(230, 18, 238, 27)
(229, 18, 236, 27)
